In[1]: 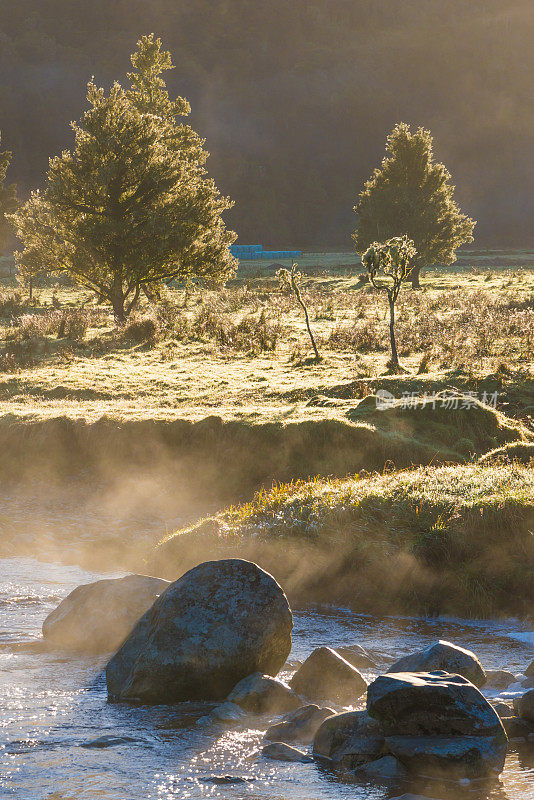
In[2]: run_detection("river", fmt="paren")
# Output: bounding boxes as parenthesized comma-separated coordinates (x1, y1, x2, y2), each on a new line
(1, 557, 533, 800)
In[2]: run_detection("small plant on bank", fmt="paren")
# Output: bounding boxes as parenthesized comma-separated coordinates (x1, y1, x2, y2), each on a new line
(362, 235, 417, 372)
(278, 262, 321, 361)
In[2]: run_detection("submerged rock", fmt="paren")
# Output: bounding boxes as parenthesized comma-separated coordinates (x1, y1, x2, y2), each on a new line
(227, 672, 302, 714)
(261, 742, 313, 762)
(361, 754, 408, 780)
(106, 559, 293, 703)
(386, 640, 486, 687)
(42, 574, 170, 653)
(501, 715, 534, 739)
(80, 734, 139, 748)
(517, 689, 534, 722)
(289, 646, 368, 705)
(313, 709, 385, 768)
(208, 702, 248, 724)
(367, 671, 507, 779)
(334, 644, 378, 671)
(265, 704, 334, 744)
(485, 670, 517, 690)
(492, 701, 514, 718)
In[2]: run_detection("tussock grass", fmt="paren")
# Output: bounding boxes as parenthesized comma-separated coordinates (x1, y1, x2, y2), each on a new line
(154, 462, 534, 618)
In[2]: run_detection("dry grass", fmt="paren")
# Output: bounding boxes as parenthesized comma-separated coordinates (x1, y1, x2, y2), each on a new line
(0, 263, 531, 423)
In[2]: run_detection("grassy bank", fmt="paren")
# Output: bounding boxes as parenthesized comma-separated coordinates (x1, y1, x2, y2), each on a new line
(153, 462, 534, 619)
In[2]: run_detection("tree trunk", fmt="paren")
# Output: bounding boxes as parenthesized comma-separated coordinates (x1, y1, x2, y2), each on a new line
(111, 292, 125, 322)
(410, 264, 422, 289)
(110, 275, 126, 322)
(389, 297, 399, 368)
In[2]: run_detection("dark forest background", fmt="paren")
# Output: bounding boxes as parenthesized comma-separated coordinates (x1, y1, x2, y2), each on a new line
(0, 0, 532, 249)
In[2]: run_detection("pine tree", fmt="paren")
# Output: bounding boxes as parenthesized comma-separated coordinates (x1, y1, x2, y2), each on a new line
(127, 34, 207, 167)
(353, 123, 475, 288)
(0, 132, 18, 254)
(11, 43, 235, 320)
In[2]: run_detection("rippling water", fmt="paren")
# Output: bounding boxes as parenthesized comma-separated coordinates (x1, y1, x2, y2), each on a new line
(0, 557, 533, 800)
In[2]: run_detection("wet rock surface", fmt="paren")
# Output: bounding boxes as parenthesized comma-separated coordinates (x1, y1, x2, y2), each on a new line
(333, 644, 379, 670)
(227, 672, 302, 714)
(386, 640, 486, 687)
(261, 742, 313, 762)
(367, 671, 507, 778)
(264, 704, 334, 744)
(106, 559, 293, 703)
(485, 669, 517, 689)
(313, 709, 385, 768)
(517, 689, 534, 723)
(42, 574, 170, 653)
(289, 646, 368, 705)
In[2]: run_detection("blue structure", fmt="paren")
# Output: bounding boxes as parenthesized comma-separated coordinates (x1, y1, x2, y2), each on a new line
(230, 244, 301, 260)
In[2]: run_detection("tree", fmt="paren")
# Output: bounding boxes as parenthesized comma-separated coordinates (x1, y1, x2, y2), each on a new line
(278, 262, 320, 361)
(10, 43, 236, 320)
(362, 235, 417, 372)
(127, 34, 206, 168)
(0, 132, 18, 254)
(353, 123, 475, 288)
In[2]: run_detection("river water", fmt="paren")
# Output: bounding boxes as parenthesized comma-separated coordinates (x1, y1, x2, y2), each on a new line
(1, 557, 533, 800)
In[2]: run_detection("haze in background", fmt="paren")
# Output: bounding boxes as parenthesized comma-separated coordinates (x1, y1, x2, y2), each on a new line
(0, 0, 531, 248)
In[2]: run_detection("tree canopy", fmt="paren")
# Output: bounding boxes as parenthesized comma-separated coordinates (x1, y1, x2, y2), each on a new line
(353, 123, 476, 287)
(10, 38, 235, 319)
(0, 132, 18, 253)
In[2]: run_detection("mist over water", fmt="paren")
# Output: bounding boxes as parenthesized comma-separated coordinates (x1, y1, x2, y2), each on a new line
(1, 557, 532, 800)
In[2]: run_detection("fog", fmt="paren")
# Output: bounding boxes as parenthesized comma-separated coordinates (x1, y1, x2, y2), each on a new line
(1, 0, 534, 249)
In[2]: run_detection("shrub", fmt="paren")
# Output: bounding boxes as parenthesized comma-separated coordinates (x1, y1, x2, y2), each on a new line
(121, 314, 159, 343)
(0, 287, 28, 317)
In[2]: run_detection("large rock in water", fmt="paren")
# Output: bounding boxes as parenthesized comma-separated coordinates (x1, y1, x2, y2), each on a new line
(106, 559, 293, 703)
(265, 704, 334, 744)
(386, 640, 486, 687)
(313, 709, 385, 768)
(227, 672, 302, 714)
(42, 574, 170, 653)
(289, 646, 368, 705)
(367, 671, 507, 779)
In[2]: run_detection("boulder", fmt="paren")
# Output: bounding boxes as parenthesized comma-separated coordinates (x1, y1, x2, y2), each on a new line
(289, 646, 367, 705)
(208, 702, 247, 724)
(521, 676, 534, 689)
(367, 671, 507, 779)
(386, 640, 486, 687)
(485, 670, 517, 690)
(525, 659, 534, 677)
(502, 715, 534, 739)
(334, 644, 378, 671)
(227, 673, 302, 714)
(386, 734, 506, 779)
(517, 689, 534, 722)
(261, 742, 313, 762)
(361, 754, 408, 780)
(106, 559, 292, 703)
(313, 709, 385, 768)
(42, 574, 170, 653)
(367, 671, 504, 738)
(264, 704, 334, 744)
(492, 701, 514, 718)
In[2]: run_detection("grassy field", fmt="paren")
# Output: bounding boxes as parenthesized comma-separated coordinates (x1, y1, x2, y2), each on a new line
(0, 255, 532, 425)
